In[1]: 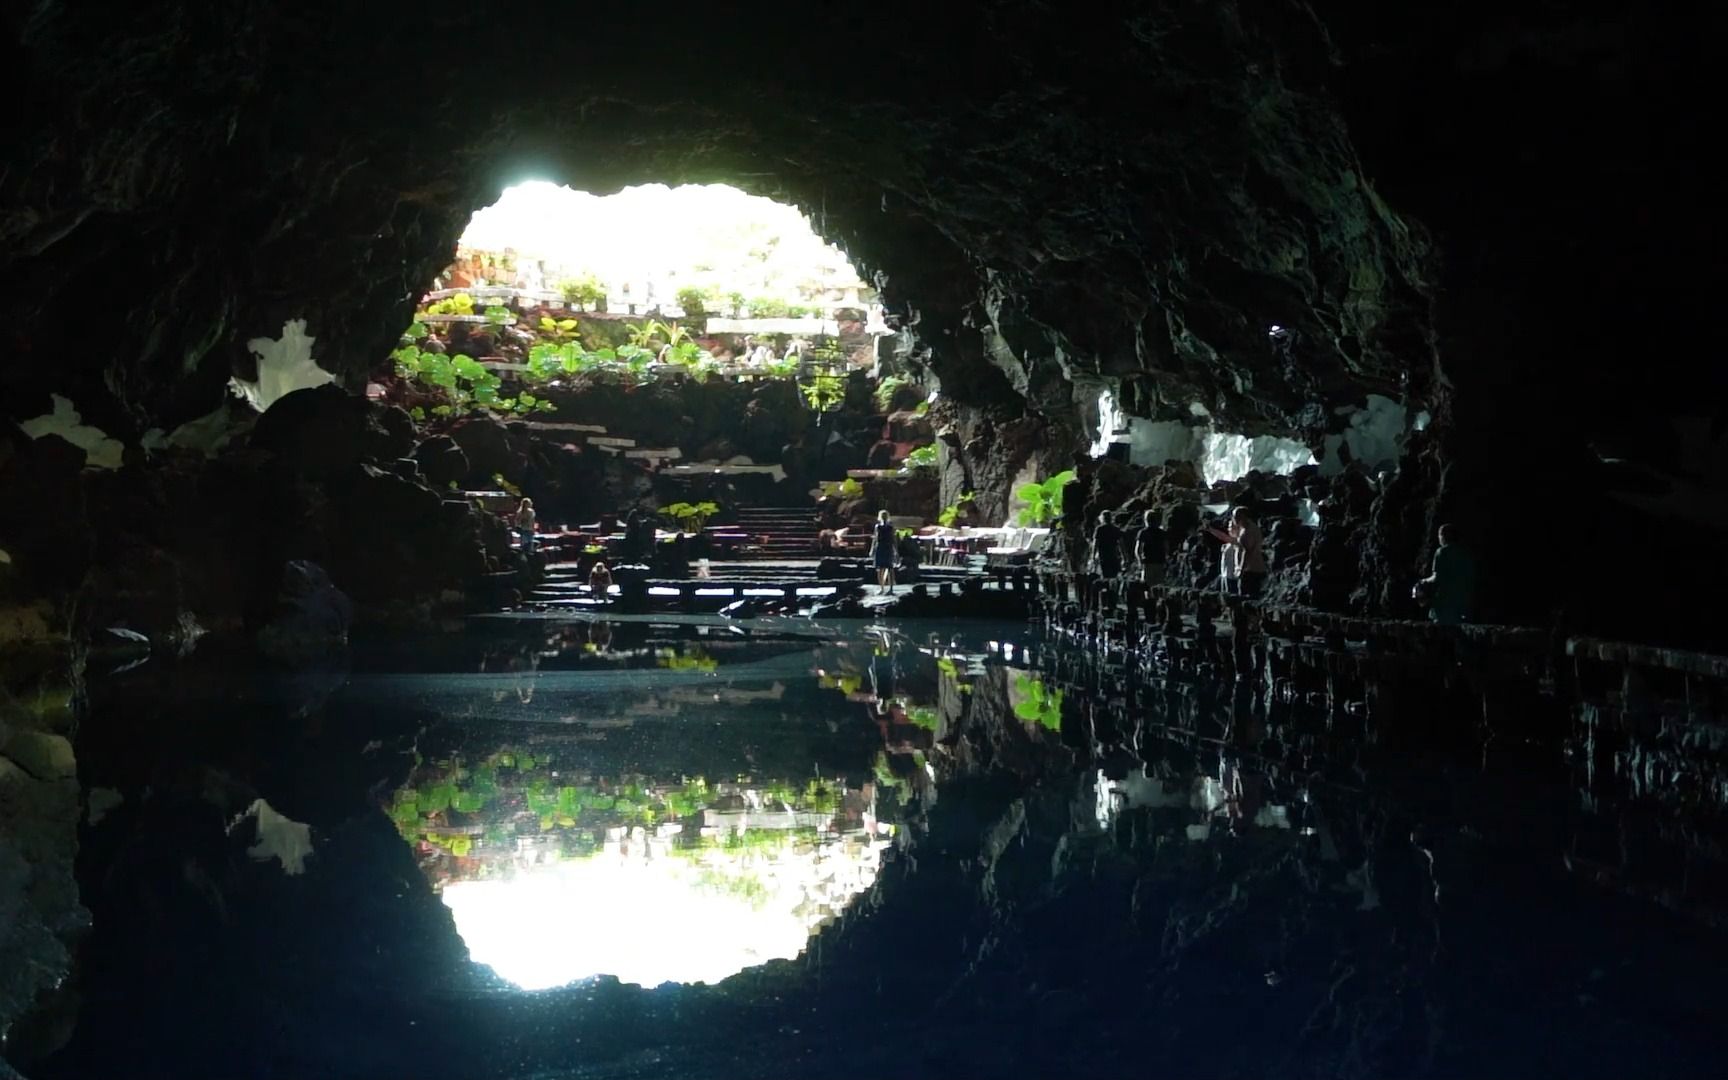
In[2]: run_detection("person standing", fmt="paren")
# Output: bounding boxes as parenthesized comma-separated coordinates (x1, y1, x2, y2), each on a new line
(1208, 508, 1265, 598)
(871, 510, 898, 594)
(1136, 510, 1167, 586)
(1418, 523, 1476, 624)
(513, 498, 537, 554)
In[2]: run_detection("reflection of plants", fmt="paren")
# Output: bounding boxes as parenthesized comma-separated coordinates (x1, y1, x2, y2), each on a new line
(1015, 469, 1077, 526)
(1013, 675, 1064, 731)
(908, 706, 939, 731)
(656, 647, 718, 673)
(935, 655, 972, 694)
(819, 672, 863, 695)
(659, 500, 720, 533)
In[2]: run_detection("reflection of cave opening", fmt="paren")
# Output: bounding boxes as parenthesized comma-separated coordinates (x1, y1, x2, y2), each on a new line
(394, 749, 893, 989)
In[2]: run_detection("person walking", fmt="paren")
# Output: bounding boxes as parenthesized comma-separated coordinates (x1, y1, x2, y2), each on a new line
(871, 510, 898, 594)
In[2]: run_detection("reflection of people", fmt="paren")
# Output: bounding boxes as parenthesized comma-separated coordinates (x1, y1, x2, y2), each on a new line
(871, 510, 897, 594)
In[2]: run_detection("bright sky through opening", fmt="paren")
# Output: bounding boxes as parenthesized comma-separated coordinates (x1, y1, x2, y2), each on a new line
(459, 181, 865, 296)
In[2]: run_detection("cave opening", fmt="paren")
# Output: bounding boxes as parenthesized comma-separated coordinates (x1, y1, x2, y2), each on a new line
(6, 3, 1728, 1077)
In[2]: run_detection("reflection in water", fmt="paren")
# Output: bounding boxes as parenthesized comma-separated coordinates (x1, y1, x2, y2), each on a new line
(56, 613, 1728, 1079)
(392, 744, 891, 988)
(442, 822, 889, 989)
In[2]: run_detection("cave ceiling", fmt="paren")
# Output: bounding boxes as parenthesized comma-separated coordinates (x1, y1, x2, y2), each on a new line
(1, 0, 1715, 464)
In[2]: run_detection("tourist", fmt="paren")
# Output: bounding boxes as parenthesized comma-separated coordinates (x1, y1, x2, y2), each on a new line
(588, 560, 613, 596)
(1208, 508, 1266, 599)
(1089, 511, 1124, 614)
(1136, 509, 1166, 586)
(1218, 533, 1240, 597)
(513, 498, 537, 553)
(871, 510, 897, 594)
(1091, 512, 1124, 578)
(1417, 523, 1476, 624)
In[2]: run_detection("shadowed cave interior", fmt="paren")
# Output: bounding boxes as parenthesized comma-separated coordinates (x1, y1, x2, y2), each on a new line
(2, 2, 1726, 1078)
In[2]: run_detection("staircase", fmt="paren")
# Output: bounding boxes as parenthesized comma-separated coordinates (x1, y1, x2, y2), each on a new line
(729, 506, 822, 561)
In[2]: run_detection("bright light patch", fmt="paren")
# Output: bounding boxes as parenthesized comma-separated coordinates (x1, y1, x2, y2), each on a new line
(459, 181, 864, 299)
(441, 829, 888, 990)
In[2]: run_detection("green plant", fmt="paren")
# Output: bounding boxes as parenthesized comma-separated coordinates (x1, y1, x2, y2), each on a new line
(907, 706, 939, 731)
(423, 292, 476, 317)
(1014, 469, 1078, 526)
(1013, 674, 1064, 731)
(914, 400, 929, 417)
(750, 296, 791, 318)
(937, 491, 975, 528)
(676, 286, 715, 316)
(483, 305, 513, 327)
(560, 276, 605, 310)
(538, 315, 580, 341)
(659, 500, 719, 533)
(800, 374, 846, 412)
(902, 444, 939, 471)
(839, 477, 864, 498)
(874, 374, 909, 412)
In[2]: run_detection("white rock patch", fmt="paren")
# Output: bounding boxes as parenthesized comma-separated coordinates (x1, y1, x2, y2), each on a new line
(19, 395, 125, 469)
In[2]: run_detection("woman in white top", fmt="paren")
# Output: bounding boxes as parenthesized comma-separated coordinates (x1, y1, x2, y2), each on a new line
(1208, 508, 1266, 599)
(513, 498, 537, 553)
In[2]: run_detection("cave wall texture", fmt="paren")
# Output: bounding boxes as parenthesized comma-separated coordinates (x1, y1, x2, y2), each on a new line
(1, 0, 1722, 644)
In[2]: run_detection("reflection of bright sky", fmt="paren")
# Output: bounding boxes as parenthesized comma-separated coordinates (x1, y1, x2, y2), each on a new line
(441, 831, 889, 990)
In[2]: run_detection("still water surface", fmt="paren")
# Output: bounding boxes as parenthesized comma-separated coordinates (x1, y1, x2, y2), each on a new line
(37, 615, 1728, 1078)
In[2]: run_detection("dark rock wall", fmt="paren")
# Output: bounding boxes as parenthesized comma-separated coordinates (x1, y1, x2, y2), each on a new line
(2, 0, 1719, 641)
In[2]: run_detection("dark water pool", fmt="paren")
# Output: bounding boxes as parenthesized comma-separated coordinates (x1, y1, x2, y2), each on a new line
(29, 615, 1728, 1079)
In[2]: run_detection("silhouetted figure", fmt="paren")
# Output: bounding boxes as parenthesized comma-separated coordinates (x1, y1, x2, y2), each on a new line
(871, 510, 897, 594)
(1136, 509, 1166, 586)
(588, 561, 613, 596)
(1418, 523, 1476, 624)
(513, 498, 537, 553)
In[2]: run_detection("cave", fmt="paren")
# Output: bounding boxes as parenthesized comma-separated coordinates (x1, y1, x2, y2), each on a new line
(4, 2, 1727, 1077)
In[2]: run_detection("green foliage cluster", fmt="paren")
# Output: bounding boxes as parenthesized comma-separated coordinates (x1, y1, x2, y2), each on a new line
(1015, 469, 1077, 526)
(393, 343, 553, 419)
(659, 500, 720, 532)
(656, 647, 719, 672)
(559, 276, 606, 310)
(423, 292, 475, 317)
(1013, 675, 1064, 731)
(938, 490, 976, 528)
(901, 444, 939, 471)
(874, 374, 910, 412)
(907, 706, 940, 732)
(821, 477, 865, 500)
(800, 374, 847, 412)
